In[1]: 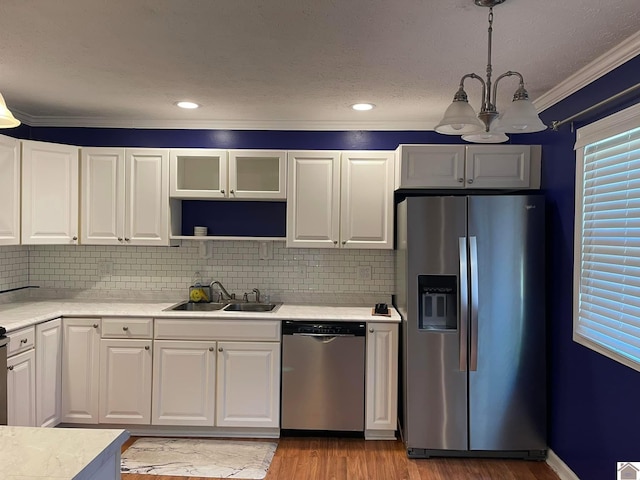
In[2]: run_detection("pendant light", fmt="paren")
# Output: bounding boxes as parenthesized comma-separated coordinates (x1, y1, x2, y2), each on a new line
(434, 0, 545, 142)
(0, 92, 20, 128)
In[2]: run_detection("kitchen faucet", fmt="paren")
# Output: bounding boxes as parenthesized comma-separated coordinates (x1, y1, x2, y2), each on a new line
(209, 280, 234, 301)
(242, 288, 261, 303)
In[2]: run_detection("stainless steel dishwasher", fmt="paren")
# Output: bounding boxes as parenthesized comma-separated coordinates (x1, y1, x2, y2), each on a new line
(281, 320, 366, 432)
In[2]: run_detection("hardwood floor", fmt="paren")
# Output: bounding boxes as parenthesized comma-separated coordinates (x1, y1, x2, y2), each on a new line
(120, 436, 560, 480)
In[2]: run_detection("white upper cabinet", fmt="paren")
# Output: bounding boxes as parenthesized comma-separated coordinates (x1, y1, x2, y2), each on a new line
(170, 149, 227, 199)
(81, 148, 169, 246)
(286, 151, 341, 248)
(395, 144, 536, 190)
(126, 149, 169, 245)
(287, 150, 394, 249)
(170, 149, 286, 200)
(0, 135, 20, 245)
(340, 151, 394, 249)
(21, 140, 79, 244)
(228, 150, 286, 199)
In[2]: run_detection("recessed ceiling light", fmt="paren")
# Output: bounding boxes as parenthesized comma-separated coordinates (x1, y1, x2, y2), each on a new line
(351, 103, 375, 111)
(176, 101, 200, 109)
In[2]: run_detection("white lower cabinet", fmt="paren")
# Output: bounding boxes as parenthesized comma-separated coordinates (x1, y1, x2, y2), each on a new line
(7, 349, 36, 426)
(36, 318, 62, 427)
(216, 342, 280, 428)
(152, 340, 217, 426)
(99, 339, 152, 424)
(365, 323, 398, 439)
(61, 318, 101, 424)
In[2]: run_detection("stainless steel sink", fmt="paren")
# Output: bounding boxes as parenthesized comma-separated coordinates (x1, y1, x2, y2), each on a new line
(165, 301, 227, 311)
(223, 302, 281, 313)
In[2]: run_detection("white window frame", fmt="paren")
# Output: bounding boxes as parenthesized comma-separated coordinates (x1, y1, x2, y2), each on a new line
(574, 102, 640, 372)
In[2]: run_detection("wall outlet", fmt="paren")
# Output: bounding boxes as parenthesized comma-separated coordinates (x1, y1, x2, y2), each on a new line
(357, 265, 372, 281)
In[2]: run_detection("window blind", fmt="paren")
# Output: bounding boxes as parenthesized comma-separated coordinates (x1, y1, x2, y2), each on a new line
(575, 125, 640, 370)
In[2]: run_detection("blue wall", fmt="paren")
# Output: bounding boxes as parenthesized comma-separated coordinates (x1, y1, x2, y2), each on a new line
(534, 55, 640, 479)
(7, 55, 640, 477)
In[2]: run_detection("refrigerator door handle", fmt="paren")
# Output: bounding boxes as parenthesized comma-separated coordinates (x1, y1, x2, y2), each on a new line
(458, 237, 468, 372)
(469, 236, 479, 371)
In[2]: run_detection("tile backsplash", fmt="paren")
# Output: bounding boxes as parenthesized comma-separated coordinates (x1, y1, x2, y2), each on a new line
(26, 240, 394, 304)
(0, 245, 29, 292)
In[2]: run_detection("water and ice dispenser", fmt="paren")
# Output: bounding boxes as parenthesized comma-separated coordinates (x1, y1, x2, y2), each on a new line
(418, 275, 457, 330)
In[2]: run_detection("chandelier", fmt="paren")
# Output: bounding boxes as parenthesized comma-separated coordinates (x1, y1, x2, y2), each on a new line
(434, 0, 546, 143)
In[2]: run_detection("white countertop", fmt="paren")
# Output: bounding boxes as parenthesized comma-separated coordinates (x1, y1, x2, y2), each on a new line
(0, 426, 129, 480)
(0, 300, 400, 333)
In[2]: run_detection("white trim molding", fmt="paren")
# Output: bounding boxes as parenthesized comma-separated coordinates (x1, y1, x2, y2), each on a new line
(534, 31, 640, 113)
(547, 449, 580, 480)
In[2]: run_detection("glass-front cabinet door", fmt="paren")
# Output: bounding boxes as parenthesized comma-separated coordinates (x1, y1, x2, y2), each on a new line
(169, 149, 228, 198)
(228, 150, 286, 200)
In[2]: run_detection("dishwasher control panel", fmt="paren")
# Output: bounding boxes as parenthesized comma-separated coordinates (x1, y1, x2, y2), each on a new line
(282, 321, 366, 336)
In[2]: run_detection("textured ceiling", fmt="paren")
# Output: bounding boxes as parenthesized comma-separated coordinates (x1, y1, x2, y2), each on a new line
(0, 0, 638, 130)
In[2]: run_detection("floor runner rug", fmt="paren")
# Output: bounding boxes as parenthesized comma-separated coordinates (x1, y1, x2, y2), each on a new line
(121, 437, 278, 479)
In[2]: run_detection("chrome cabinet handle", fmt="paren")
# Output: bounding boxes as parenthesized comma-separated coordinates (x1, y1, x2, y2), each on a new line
(369, 328, 374, 333)
(458, 178, 464, 183)
(122, 326, 129, 331)
(144, 345, 150, 351)
(20, 338, 28, 344)
(467, 179, 474, 184)
(93, 323, 99, 329)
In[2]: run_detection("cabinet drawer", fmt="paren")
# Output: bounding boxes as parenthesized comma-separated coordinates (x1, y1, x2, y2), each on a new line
(101, 317, 153, 339)
(154, 319, 280, 342)
(8, 327, 35, 357)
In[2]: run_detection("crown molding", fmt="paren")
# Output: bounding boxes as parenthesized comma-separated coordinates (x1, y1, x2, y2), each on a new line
(12, 110, 436, 131)
(534, 31, 640, 113)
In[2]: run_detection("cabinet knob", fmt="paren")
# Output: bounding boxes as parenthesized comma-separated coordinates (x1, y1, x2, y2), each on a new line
(93, 323, 99, 329)
(20, 338, 28, 344)
(72, 236, 78, 241)
(118, 237, 123, 242)
(122, 326, 129, 331)
(333, 240, 338, 245)
(209, 347, 214, 352)
(144, 345, 150, 351)
(230, 189, 235, 194)
(218, 347, 223, 352)
(458, 178, 464, 183)
(221, 189, 225, 194)
(467, 179, 474, 184)
(342, 241, 346, 245)
(7, 365, 13, 371)
(369, 328, 374, 333)
(124, 237, 130, 242)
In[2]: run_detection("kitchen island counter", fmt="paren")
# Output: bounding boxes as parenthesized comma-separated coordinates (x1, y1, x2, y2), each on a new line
(0, 426, 129, 480)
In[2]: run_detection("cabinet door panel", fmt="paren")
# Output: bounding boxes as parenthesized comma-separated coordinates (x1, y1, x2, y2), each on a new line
(465, 145, 531, 188)
(341, 152, 394, 249)
(22, 141, 79, 244)
(7, 349, 36, 426)
(169, 149, 227, 199)
(216, 342, 280, 428)
(229, 150, 286, 199)
(36, 319, 62, 427)
(61, 318, 100, 423)
(152, 341, 216, 426)
(81, 148, 125, 245)
(398, 145, 465, 189)
(0, 135, 20, 245)
(99, 339, 152, 424)
(366, 323, 398, 435)
(125, 149, 169, 245)
(286, 151, 340, 248)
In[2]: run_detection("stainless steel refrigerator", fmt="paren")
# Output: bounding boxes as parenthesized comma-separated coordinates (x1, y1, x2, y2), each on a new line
(394, 195, 546, 459)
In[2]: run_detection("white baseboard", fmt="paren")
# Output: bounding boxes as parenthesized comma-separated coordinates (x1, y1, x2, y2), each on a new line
(547, 449, 580, 480)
